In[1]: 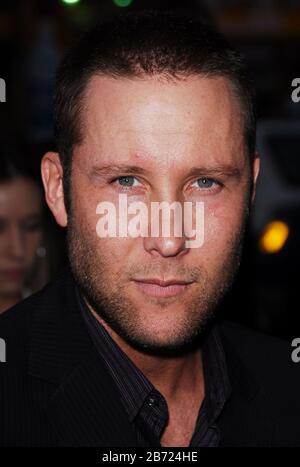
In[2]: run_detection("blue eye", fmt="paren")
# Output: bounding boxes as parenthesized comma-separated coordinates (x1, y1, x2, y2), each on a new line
(117, 176, 137, 187)
(195, 178, 216, 189)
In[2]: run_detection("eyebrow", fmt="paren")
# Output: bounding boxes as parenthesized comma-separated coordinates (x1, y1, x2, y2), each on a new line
(91, 163, 243, 179)
(185, 165, 243, 179)
(91, 165, 148, 176)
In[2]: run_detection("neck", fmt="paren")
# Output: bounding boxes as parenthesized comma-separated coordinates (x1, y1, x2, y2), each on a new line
(88, 304, 204, 403)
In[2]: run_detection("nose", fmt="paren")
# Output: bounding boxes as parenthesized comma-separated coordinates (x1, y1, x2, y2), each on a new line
(144, 235, 188, 258)
(143, 198, 189, 258)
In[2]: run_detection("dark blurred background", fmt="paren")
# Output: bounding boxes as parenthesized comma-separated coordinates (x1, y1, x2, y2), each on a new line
(0, 0, 300, 340)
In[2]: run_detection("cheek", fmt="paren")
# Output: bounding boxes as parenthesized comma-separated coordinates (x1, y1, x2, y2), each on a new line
(93, 236, 142, 272)
(73, 184, 107, 238)
(203, 203, 246, 255)
(24, 232, 42, 261)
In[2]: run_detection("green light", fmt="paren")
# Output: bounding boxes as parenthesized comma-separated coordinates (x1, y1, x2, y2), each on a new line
(62, 0, 81, 5)
(113, 0, 133, 7)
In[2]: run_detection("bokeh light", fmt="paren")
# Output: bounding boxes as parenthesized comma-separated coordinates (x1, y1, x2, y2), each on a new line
(113, 0, 134, 7)
(259, 221, 290, 254)
(61, 0, 81, 5)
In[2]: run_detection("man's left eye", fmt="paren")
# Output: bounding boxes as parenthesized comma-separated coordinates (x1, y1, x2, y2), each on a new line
(192, 178, 217, 189)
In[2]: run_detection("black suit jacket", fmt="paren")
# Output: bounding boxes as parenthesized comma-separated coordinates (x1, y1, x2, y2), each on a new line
(0, 268, 299, 447)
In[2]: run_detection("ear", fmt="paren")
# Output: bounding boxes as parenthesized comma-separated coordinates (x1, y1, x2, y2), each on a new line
(41, 152, 68, 227)
(250, 150, 260, 204)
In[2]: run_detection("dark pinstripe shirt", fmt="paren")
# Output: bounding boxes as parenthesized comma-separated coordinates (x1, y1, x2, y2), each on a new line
(77, 289, 231, 447)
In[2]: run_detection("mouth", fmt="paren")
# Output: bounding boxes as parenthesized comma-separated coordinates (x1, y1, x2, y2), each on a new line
(132, 278, 195, 298)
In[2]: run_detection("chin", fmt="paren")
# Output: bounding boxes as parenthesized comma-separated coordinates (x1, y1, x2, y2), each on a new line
(122, 317, 203, 355)
(130, 292, 191, 312)
(123, 330, 202, 357)
(0, 284, 22, 296)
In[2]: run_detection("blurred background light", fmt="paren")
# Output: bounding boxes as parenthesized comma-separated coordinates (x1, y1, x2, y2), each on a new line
(61, 0, 81, 5)
(259, 220, 290, 254)
(113, 0, 134, 7)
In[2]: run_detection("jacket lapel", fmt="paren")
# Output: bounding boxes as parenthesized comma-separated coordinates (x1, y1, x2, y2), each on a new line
(28, 268, 139, 446)
(46, 352, 140, 446)
(218, 324, 274, 447)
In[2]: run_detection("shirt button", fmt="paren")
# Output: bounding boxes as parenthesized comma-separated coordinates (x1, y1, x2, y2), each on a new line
(147, 396, 156, 407)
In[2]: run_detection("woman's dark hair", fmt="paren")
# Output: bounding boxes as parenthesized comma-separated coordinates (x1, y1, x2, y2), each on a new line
(0, 146, 41, 186)
(54, 10, 256, 210)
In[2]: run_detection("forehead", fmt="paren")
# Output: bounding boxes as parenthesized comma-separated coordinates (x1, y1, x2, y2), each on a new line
(76, 74, 245, 170)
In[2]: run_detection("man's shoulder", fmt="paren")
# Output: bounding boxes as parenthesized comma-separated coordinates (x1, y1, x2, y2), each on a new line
(219, 319, 294, 375)
(0, 273, 72, 447)
(0, 269, 70, 360)
(219, 319, 292, 358)
(219, 320, 299, 410)
(216, 320, 300, 445)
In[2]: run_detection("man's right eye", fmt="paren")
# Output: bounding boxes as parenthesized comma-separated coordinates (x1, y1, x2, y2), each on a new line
(114, 176, 141, 188)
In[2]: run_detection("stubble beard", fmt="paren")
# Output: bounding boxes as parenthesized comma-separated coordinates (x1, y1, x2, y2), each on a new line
(67, 206, 248, 357)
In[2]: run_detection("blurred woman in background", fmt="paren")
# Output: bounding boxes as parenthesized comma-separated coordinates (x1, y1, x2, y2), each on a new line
(0, 151, 47, 313)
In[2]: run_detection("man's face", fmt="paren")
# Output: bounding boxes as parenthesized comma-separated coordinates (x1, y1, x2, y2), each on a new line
(58, 75, 258, 354)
